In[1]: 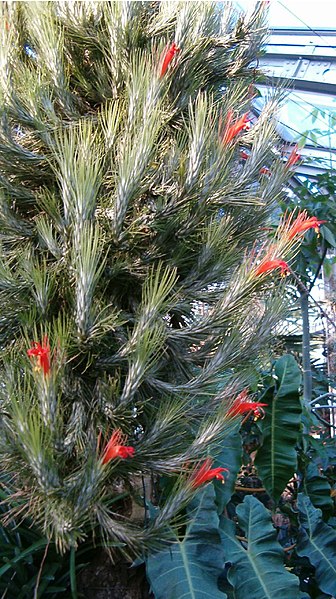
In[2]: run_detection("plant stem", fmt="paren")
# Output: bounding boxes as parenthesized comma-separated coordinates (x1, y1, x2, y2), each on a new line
(300, 290, 312, 404)
(289, 267, 336, 331)
(70, 547, 78, 599)
(309, 242, 327, 292)
(34, 541, 50, 599)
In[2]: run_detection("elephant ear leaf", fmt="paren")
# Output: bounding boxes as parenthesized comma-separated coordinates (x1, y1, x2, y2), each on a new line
(145, 485, 227, 599)
(255, 354, 302, 503)
(296, 493, 336, 596)
(274, 353, 302, 397)
(221, 495, 300, 599)
(214, 425, 242, 514)
(302, 463, 333, 519)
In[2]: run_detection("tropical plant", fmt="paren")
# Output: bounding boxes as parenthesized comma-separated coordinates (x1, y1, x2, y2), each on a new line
(0, 2, 335, 598)
(222, 355, 335, 599)
(145, 354, 336, 599)
(0, 478, 92, 598)
(277, 169, 336, 406)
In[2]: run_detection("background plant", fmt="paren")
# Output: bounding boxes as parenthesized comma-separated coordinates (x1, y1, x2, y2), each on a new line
(0, 476, 96, 599)
(0, 2, 335, 598)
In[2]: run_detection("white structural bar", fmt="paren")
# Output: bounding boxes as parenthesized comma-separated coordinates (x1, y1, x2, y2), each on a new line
(260, 28, 336, 94)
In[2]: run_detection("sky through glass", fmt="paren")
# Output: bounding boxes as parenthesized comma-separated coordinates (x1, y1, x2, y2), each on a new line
(236, 1, 336, 167)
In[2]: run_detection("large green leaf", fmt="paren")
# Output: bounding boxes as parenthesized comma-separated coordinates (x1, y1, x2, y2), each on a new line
(320, 224, 336, 248)
(255, 355, 302, 502)
(302, 463, 333, 519)
(221, 496, 300, 599)
(296, 494, 336, 596)
(214, 425, 242, 514)
(146, 485, 226, 599)
(274, 354, 302, 397)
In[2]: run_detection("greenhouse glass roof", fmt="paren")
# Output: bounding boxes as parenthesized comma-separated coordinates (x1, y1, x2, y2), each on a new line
(237, 1, 336, 175)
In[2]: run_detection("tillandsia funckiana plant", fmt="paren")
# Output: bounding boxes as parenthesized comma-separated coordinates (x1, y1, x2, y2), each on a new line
(0, 0, 332, 583)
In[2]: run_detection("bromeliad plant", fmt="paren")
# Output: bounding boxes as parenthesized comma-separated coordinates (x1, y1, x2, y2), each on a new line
(0, 3, 333, 592)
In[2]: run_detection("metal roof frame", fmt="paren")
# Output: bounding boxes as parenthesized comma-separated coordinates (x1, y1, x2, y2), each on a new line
(258, 26, 336, 179)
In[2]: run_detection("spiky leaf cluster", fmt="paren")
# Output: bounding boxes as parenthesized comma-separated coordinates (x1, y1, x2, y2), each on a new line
(0, 1, 296, 552)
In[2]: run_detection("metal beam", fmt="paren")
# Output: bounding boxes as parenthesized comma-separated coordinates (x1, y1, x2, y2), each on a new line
(259, 27, 336, 96)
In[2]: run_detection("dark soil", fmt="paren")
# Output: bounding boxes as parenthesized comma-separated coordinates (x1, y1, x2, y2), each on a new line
(77, 551, 154, 599)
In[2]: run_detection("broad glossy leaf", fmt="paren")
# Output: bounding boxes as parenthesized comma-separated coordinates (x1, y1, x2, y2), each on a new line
(214, 425, 242, 514)
(274, 354, 302, 398)
(221, 496, 300, 599)
(146, 485, 227, 599)
(296, 494, 336, 596)
(255, 355, 302, 502)
(328, 516, 336, 528)
(320, 225, 336, 248)
(302, 463, 333, 519)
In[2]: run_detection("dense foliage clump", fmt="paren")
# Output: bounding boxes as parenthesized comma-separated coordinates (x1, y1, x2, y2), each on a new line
(0, 4, 335, 599)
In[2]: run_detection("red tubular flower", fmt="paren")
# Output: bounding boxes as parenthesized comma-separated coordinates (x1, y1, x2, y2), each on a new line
(259, 166, 271, 177)
(190, 457, 228, 489)
(255, 259, 290, 277)
(228, 389, 267, 418)
(159, 42, 180, 78)
(221, 110, 250, 145)
(101, 429, 135, 465)
(286, 144, 301, 169)
(27, 336, 51, 376)
(288, 211, 326, 239)
(240, 149, 250, 160)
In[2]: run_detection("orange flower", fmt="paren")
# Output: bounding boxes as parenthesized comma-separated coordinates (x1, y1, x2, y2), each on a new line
(101, 429, 135, 465)
(259, 166, 271, 177)
(288, 211, 326, 239)
(227, 389, 267, 418)
(159, 42, 180, 78)
(190, 457, 228, 489)
(240, 149, 250, 160)
(27, 336, 51, 376)
(190, 457, 229, 489)
(286, 144, 301, 169)
(221, 110, 250, 145)
(255, 259, 289, 277)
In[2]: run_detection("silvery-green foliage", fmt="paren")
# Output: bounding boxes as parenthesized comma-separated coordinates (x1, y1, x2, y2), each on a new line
(0, 1, 293, 552)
